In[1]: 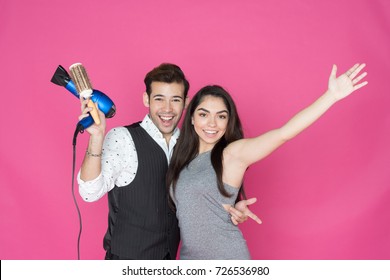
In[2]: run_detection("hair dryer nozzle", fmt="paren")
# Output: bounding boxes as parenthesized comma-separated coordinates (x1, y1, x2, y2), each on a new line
(51, 65, 71, 87)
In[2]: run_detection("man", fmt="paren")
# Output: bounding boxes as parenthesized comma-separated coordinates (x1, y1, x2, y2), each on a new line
(78, 63, 260, 260)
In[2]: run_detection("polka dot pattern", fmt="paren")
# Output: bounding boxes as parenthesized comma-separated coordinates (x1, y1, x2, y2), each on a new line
(78, 115, 181, 202)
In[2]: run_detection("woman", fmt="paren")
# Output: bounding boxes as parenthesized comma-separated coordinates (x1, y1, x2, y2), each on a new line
(167, 63, 368, 259)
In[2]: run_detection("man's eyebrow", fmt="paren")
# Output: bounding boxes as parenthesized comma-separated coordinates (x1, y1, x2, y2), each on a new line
(152, 94, 183, 99)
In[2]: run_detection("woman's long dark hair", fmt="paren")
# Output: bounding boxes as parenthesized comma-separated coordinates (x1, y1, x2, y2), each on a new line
(167, 85, 246, 208)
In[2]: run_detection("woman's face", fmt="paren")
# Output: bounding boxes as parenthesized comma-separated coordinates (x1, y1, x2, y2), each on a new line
(191, 96, 229, 153)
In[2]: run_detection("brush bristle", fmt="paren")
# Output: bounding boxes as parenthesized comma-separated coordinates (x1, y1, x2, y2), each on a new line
(69, 63, 93, 98)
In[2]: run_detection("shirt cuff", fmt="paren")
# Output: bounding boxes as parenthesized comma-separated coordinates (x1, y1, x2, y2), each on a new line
(77, 171, 103, 185)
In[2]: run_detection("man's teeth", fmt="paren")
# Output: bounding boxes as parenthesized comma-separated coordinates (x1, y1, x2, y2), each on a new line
(160, 116, 174, 121)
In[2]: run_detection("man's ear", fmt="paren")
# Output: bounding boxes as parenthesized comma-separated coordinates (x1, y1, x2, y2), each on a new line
(143, 92, 150, 107)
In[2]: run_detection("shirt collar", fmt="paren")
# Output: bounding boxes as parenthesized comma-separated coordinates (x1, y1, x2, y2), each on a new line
(140, 114, 180, 142)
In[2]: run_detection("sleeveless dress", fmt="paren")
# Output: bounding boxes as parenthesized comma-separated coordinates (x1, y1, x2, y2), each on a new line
(172, 151, 251, 259)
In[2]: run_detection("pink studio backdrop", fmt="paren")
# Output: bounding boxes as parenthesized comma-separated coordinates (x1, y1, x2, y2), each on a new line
(0, 0, 389, 260)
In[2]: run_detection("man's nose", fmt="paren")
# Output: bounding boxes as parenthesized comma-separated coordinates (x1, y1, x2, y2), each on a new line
(163, 101, 172, 112)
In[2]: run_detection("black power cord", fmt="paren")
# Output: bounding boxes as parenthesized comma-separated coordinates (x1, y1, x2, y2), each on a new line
(71, 125, 84, 260)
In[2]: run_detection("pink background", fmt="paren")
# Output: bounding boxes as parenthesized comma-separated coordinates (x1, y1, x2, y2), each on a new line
(0, 0, 389, 260)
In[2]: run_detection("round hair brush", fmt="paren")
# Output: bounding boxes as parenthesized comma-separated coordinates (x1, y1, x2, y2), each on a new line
(69, 63, 101, 125)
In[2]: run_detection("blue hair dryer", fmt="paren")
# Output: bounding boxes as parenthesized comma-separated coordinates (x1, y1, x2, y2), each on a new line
(51, 65, 116, 132)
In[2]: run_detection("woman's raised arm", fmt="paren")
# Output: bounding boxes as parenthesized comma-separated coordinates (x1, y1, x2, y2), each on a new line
(225, 63, 368, 168)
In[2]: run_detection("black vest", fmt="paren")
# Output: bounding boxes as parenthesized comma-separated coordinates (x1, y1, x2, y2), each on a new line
(103, 122, 180, 259)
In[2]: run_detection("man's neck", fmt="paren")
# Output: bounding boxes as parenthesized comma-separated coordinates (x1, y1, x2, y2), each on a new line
(163, 134, 172, 147)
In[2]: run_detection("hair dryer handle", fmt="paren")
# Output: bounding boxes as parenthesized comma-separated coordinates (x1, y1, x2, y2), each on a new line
(77, 90, 116, 131)
(77, 115, 94, 132)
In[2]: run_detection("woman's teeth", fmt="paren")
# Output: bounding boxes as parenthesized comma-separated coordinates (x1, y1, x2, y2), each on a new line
(204, 130, 217, 134)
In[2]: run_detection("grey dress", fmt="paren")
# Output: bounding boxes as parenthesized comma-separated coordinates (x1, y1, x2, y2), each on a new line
(172, 151, 251, 260)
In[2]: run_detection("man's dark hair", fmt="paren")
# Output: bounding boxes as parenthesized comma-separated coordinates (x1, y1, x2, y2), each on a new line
(144, 63, 190, 98)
